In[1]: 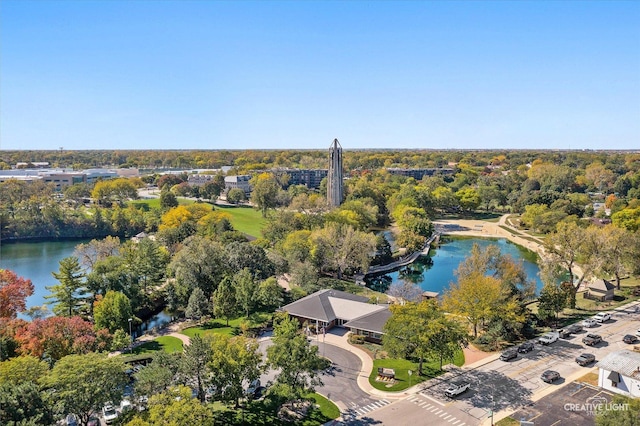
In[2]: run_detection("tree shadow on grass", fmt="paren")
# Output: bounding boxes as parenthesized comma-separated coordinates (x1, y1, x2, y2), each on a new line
(132, 341, 161, 354)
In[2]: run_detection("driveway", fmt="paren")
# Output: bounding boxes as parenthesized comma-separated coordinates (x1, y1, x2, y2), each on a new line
(258, 335, 391, 418)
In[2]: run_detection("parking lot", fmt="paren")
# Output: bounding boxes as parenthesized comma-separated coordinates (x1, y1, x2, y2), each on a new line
(511, 382, 614, 426)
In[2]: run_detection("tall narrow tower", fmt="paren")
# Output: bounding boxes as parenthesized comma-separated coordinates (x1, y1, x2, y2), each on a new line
(327, 138, 343, 207)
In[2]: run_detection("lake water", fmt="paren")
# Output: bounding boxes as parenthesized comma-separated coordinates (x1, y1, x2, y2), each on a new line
(0, 240, 173, 332)
(0, 240, 88, 310)
(367, 236, 543, 295)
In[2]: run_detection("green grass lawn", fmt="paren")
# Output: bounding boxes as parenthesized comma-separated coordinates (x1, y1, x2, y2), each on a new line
(132, 336, 183, 354)
(306, 393, 340, 422)
(368, 351, 465, 392)
(182, 313, 272, 338)
(213, 205, 266, 239)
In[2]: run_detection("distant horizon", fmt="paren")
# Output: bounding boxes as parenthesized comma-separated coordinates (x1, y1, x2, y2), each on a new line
(2, 1, 638, 151)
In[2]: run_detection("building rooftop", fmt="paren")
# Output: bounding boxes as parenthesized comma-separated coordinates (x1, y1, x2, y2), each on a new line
(589, 279, 616, 292)
(282, 289, 372, 323)
(597, 350, 640, 378)
(343, 308, 392, 334)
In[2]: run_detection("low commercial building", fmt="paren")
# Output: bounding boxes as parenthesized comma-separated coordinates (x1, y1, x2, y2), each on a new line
(281, 289, 389, 341)
(597, 350, 640, 397)
(224, 175, 252, 195)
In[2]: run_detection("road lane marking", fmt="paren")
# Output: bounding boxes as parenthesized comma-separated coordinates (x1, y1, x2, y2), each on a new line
(421, 393, 446, 406)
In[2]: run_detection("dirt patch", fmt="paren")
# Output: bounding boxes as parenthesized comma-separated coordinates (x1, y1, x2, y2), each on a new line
(463, 343, 493, 365)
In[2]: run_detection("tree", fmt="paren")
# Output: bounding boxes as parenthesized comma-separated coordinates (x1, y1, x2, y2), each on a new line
(226, 187, 246, 204)
(46, 257, 87, 317)
(93, 291, 134, 333)
(443, 272, 503, 338)
(257, 277, 284, 311)
(91, 178, 139, 206)
(266, 313, 324, 399)
(179, 335, 213, 402)
(14, 316, 110, 360)
(0, 269, 34, 319)
(110, 329, 131, 351)
(185, 287, 209, 320)
(225, 242, 275, 280)
(544, 220, 588, 293)
(537, 283, 568, 328)
(387, 281, 423, 303)
(212, 277, 237, 326)
(209, 334, 262, 407)
(383, 301, 467, 374)
(595, 394, 640, 426)
(126, 386, 215, 426)
(160, 189, 179, 210)
(43, 352, 128, 426)
(0, 381, 54, 426)
(0, 355, 49, 385)
(73, 236, 121, 271)
(311, 223, 377, 279)
(134, 352, 180, 398)
(234, 268, 259, 318)
(168, 236, 229, 308)
(250, 173, 280, 217)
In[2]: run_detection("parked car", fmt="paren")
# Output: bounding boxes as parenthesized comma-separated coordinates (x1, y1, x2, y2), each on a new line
(444, 382, 470, 397)
(500, 348, 518, 361)
(593, 312, 612, 323)
(567, 324, 584, 334)
(246, 379, 261, 398)
(623, 334, 638, 344)
(582, 334, 603, 346)
(559, 328, 572, 338)
(87, 417, 100, 426)
(120, 398, 133, 413)
(575, 353, 596, 366)
(102, 404, 118, 425)
(517, 342, 535, 353)
(636, 328, 640, 337)
(582, 318, 598, 328)
(65, 414, 78, 426)
(538, 332, 559, 345)
(541, 370, 561, 383)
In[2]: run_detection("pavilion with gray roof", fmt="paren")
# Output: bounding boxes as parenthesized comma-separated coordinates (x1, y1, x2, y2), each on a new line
(281, 289, 390, 341)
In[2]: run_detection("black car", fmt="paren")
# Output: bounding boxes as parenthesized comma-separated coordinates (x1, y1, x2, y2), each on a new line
(575, 353, 596, 366)
(541, 370, 561, 383)
(567, 324, 584, 334)
(499, 348, 518, 361)
(517, 342, 535, 353)
(623, 334, 638, 344)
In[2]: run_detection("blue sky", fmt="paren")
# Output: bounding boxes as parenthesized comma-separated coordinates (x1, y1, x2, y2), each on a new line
(1, 1, 638, 150)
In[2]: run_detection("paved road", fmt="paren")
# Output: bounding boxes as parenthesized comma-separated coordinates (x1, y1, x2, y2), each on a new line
(364, 303, 640, 426)
(258, 336, 391, 419)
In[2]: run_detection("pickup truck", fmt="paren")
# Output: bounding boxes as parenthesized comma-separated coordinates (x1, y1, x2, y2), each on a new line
(538, 332, 559, 345)
(444, 382, 470, 397)
(583, 334, 602, 346)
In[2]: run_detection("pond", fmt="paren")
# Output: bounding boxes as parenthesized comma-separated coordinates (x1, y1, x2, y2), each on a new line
(366, 236, 543, 296)
(0, 240, 175, 331)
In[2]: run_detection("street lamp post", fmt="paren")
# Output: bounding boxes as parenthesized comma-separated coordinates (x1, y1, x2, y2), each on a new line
(128, 318, 133, 352)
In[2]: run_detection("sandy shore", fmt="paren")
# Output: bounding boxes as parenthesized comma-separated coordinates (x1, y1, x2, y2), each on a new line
(433, 215, 546, 257)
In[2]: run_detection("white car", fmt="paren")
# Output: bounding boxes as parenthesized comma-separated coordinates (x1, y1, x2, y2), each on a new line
(102, 404, 118, 425)
(593, 312, 612, 323)
(120, 398, 132, 413)
(582, 318, 598, 328)
(538, 332, 559, 345)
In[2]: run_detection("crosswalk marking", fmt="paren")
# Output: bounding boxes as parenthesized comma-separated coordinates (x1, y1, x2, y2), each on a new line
(349, 399, 392, 418)
(404, 395, 467, 426)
